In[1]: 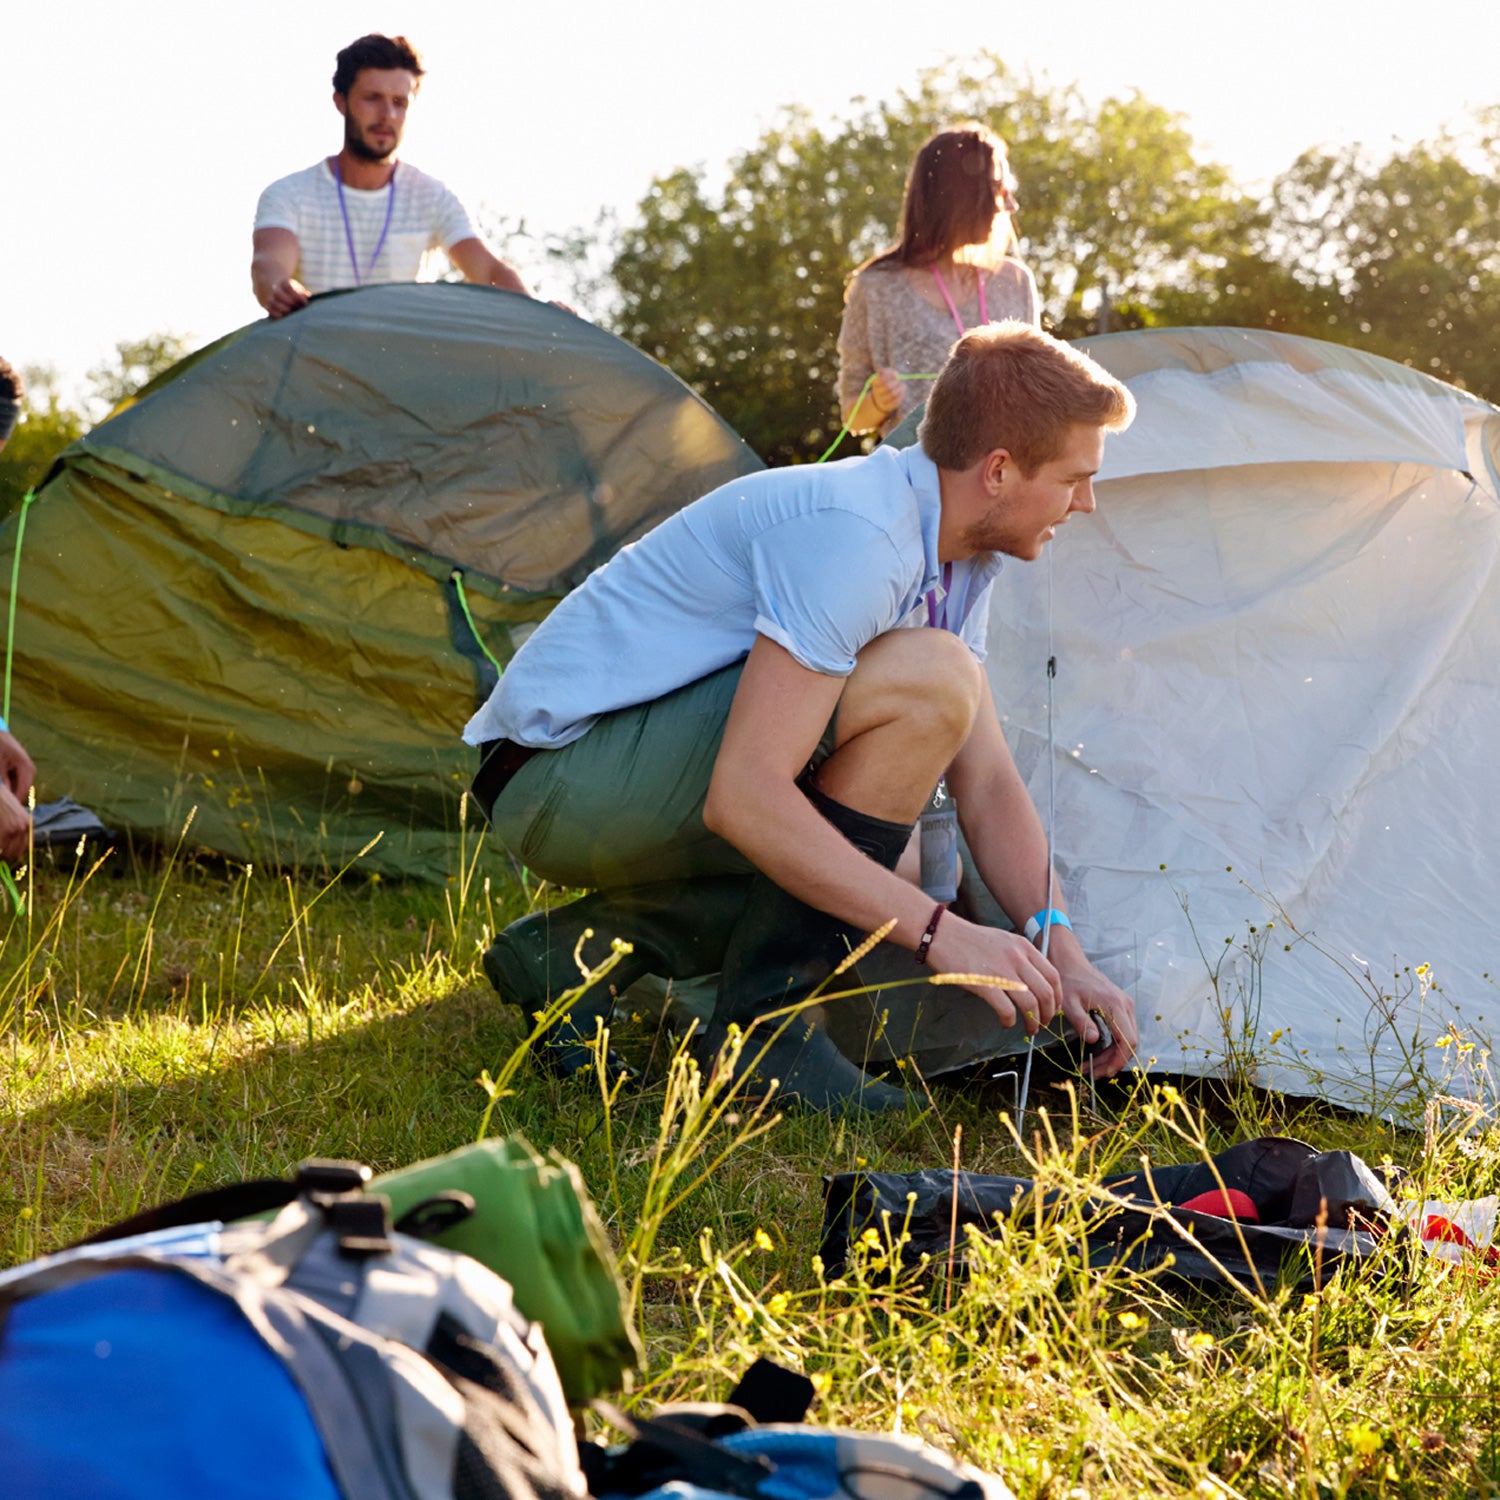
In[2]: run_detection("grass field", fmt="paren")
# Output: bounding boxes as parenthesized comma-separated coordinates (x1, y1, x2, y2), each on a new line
(3, 835, 1498, 1498)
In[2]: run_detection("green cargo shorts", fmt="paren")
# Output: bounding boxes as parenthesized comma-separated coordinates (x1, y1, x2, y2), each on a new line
(489, 661, 836, 890)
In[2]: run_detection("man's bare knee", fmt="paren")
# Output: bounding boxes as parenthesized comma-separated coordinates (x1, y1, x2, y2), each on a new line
(840, 628, 983, 742)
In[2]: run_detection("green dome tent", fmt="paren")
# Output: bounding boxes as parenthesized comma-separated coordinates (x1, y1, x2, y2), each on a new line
(2, 284, 761, 881)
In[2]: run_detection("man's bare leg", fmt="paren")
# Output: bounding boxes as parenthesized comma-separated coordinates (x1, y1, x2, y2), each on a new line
(704, 629, 985, 1111)
(814, 627, 984, 821)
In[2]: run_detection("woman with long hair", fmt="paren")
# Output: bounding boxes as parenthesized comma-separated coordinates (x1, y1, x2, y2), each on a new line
(837, 123, 1038, 437)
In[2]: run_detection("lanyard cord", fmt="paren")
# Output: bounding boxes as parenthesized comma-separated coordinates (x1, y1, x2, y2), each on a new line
(822, 266, 987, 464)
(929, 264, 988, 337)
(924, 561, 953, 631)
(333, 158, 398, 286)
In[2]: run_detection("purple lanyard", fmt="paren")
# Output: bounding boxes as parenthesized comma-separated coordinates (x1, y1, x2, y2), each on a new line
(926, 562, 954, 631)
(332, 158, 397, 285)
(929, 265, 987, 337)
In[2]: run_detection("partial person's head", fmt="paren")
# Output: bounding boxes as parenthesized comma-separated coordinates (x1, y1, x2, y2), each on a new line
(891, 122, 1021, 267)
(0, 359, 22, 454)
(921, 321, 1135, 560)
(332, 34, 425, 162)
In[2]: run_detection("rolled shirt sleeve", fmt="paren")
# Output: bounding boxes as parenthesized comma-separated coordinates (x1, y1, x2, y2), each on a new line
(749, 510, 908, 676)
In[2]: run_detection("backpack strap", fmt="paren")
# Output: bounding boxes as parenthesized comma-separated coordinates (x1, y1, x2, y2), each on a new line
(66, 1177, 298, 1247)
(65, 1159, 375, 1250)
(586, 1400, 774, 1499)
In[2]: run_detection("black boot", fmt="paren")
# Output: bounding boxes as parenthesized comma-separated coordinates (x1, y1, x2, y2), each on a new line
(698, 785, 915, 1115)
(484, 877, 751, 1079)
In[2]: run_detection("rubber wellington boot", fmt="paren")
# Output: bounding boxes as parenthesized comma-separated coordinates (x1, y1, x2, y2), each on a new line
(484, 876, 752, 1079)
(696, 786, 915, 1115)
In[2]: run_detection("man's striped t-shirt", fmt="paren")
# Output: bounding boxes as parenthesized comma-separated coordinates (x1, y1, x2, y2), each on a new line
(253, 159, 477, 292)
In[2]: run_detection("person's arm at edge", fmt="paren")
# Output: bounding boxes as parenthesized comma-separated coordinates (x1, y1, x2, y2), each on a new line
(0, 785, 29, 866)
(702, 635, 1065, 1028)
(447, 237, 533, 296)
(251, 228, 310, 318)
(945, 673, 1138, 1075)
(0, 731, 34, 866)
(0, 730, 36, 801)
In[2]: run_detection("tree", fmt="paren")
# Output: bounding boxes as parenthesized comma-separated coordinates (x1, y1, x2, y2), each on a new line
(0, 367, 85, 518)
(607, 59, 1248, 462)
(1158, 109, 1500, 403)
(85, 332, 192, 421)
(0, 334, 192, 517)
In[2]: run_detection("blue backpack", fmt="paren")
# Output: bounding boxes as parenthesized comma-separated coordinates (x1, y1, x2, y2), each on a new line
(0, 1160, 586, 1500)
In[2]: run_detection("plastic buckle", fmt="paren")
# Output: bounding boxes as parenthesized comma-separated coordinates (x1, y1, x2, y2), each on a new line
(322, 1196, 394, 1259)
(295, 1159, 372, 1198)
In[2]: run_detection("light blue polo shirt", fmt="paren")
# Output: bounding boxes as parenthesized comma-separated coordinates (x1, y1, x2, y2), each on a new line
(462, 443, 1003, 750)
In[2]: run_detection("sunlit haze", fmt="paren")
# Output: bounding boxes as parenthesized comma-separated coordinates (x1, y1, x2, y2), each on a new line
(8, 0, 1497, 396)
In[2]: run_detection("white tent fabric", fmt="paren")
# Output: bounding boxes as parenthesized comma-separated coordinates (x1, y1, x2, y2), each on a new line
(984, 328, 1500, 1113)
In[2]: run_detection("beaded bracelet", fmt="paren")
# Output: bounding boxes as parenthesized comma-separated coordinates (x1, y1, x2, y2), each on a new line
(914, 903, 945, 965)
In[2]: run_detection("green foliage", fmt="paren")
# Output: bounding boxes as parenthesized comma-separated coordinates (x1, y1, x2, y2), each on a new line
(607, 59, 1243, 462)
(0, 368, 84, 520)
(0, 335, 192, 518)
(608, 67, 1500, 460)
(85, 331, 192, 418)
(1159, 109, 1500, 403)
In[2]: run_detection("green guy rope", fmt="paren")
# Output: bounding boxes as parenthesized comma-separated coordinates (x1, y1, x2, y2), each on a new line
(451, 570, 504, 675)
(3, 489, 36, 723)
(816, 372, 940, 464)
(0, 492, 37, 911)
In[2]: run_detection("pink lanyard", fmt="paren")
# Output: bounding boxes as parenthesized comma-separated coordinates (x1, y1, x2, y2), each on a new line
(929, 265, 987, 337)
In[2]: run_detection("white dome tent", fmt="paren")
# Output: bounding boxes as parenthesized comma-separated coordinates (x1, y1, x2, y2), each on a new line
(985, 327, 1500, 1111)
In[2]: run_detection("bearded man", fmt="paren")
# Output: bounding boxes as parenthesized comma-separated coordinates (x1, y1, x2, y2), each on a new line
(251, 34, 530, 317)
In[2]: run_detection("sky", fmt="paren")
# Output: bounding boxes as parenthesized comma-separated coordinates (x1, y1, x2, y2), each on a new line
(7, 0, 1499, 400)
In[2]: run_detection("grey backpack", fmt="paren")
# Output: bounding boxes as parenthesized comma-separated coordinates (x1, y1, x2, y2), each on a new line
(0, 1160, 587, 1500)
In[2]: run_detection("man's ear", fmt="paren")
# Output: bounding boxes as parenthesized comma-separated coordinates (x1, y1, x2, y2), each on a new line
(333, 90, 348, 118)
(982, 448, 1011, 493)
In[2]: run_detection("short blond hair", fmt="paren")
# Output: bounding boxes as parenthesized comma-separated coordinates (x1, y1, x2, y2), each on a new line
(919, 321, 1134, 474)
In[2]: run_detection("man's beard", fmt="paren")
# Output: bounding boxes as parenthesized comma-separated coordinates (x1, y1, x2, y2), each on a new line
(344, 116, 396, 163)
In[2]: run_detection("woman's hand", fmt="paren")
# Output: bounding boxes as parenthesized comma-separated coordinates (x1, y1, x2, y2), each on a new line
(869, 367, 904, 421)
(847, 368, 905, 433)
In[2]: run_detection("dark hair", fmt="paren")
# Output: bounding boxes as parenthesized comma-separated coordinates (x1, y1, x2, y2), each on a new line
(920, 320, 1134, 474)
(332, 34, 425, 96)
(0, 357, 21, 445)
(862, 123, 1017, 276)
